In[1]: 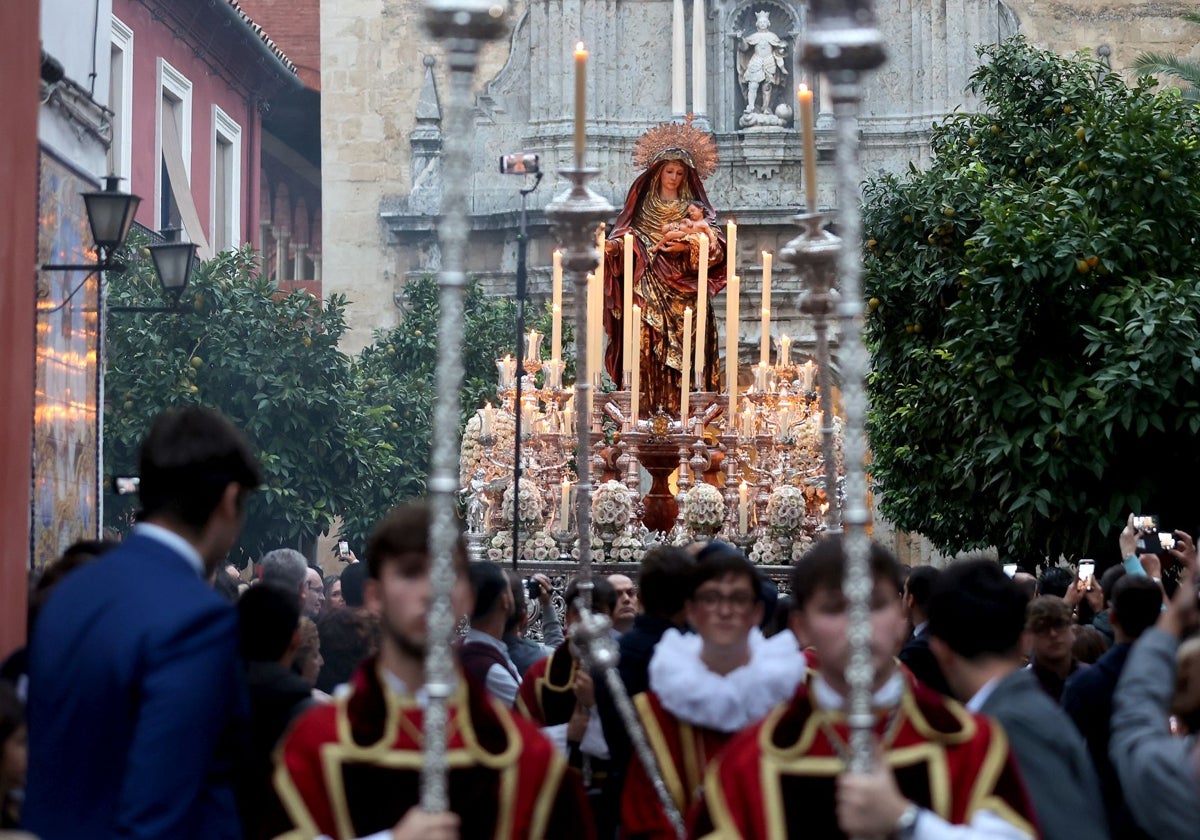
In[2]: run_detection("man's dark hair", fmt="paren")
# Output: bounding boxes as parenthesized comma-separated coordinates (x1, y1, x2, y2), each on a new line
(904, 565, 940, 610)
(790, 536, 902, 610)
(0, 680, 23, 749)
(1110, 575, 1163, 640)
(1098, 565, 1126, 603)
(1025, 595, 1073, 633)
(637, 545, 695, 619)
(1037, 566, 1074, 598)
(689, 542, 761, 602)
(316, 607, 379, 693)
(137, 407, 262, 531)
(927, 559, 1027, 659)
(564, 577, 616, 616)
(340, 562, 368, 607)
(469, 561, 509, 622)
(238, 584, 300, 662)
(365, 501, 465, 580)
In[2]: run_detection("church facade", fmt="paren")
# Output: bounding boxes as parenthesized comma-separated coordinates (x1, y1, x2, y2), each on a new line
(320, 0, 1195, 352)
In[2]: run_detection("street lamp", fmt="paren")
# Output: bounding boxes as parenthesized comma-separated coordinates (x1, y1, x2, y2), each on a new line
(40, 176, 198, 315)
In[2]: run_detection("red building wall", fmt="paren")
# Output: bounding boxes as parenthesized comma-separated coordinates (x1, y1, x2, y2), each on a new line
(236, 0, 320, 90)
(114, 0, 264, 250)
(0, 0, 41, 656)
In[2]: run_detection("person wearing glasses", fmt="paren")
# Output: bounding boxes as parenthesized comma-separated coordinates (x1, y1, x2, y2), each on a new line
(620, 543, 804, 839)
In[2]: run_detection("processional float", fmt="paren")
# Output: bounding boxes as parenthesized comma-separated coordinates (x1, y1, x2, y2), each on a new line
(419, 0, 886, 827)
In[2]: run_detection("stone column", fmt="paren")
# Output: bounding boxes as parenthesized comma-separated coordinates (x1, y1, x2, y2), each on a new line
(273, 227, 290, 282)
(691, 0, 706, 116)
(293, 243, 308, 281)
(312, 252, 322, 283)
(672, 0, 686, 115)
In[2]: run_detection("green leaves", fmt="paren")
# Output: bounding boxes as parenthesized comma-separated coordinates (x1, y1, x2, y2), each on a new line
(863, 36, 1200, 561)
(104, 244, 539, 562)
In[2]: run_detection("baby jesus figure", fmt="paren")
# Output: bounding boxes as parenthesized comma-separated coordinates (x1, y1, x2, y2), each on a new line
(651, 201, 717, 256)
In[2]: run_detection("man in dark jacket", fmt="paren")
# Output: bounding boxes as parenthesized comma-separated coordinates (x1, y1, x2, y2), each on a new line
(1062, 574, 1163, 838)
(929, 559, 1108, 840)
(898, 565, 951, 695)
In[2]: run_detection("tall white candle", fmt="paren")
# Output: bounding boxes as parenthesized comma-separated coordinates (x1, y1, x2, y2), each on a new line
(725, 273, 739, 423)
(672, 0, 686, 113)
(574, 43, 588, 168)
(560, 478, 571, 529)
(630, 303, 641, 424)
(695, 234, 709, 388)
(552, 249, 563, 363)
(779, 334, 791, 368)
(760, 251, 772, 365)
(623, 232, 634, 385)
(799, 84, 818, 213)
(802, 359, 815, 393)
(681, 306, 692, 424)
(738, 480, 749, 534)
(726, 220, 737, 277)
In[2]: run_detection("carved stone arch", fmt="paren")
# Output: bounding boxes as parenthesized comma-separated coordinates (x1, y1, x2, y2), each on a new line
(719, 0, 803, 131)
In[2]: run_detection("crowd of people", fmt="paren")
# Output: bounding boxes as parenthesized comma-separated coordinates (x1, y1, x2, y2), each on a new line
(2, 406, 1199, 840)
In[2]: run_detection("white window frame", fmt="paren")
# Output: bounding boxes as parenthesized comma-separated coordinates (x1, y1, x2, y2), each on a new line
(109, 16, 134, 181)
(211, 106, 242, 252)
(156, 58, 193, 230)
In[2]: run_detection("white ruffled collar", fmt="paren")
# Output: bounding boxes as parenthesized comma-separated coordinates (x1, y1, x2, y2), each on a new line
(648, 628, 806, 732)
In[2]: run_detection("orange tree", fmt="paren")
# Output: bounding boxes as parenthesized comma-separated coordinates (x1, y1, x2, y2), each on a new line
(862, 37, 1200, 563)
(104, 245, 529, 561)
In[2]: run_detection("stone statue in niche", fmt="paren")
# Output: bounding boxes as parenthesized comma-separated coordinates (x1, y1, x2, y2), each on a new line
(734, 10, 792, 129)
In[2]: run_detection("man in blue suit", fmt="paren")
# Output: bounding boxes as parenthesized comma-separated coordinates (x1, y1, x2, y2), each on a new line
(24, 407, 262, 840)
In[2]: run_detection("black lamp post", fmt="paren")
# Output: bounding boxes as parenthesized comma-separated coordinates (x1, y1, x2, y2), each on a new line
(40, 176, 198, 315)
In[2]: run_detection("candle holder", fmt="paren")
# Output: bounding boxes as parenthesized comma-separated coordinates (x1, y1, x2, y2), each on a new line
(545, 165, 615, 606)
(420, 0, 509, 814)
(551, 528, 578, 563)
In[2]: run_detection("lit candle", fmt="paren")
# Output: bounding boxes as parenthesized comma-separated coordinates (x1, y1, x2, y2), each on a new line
(630, 303, 642, 424)
(725, 273, 740, 423)
(760, 251, 772, 366)
(741, 401, 755, 438)
(695, 234, 709, 388)
(799, 84, 818, 213)
(560, 478, 572, 529)
(623, 232, 634, 385)
(681, 306, 692, 424)
(574, 43, 588, 168)
(526, 329, 543, 366)
(779, 335, 791, 367)
(481, 402, 493, 437)
(552, 249, 563, 363)
(726, 220, 737, 276)
(739, 480, 749, 534)
(563, 401, 574, 434)
(801, 359, 815, 392)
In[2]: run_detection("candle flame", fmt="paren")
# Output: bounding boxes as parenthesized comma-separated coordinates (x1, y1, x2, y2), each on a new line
(798, 83, 809, 97)
(575, 41, 587, 55)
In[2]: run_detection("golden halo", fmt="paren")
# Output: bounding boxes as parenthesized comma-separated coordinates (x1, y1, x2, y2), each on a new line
(631, 115, 720, 180)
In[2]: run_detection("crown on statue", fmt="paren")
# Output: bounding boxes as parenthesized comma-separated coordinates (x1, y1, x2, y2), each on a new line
(632, 115, 720, 180)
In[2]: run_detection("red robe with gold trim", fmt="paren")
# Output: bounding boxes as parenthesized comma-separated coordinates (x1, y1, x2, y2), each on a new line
(621, 691, 734, 840)
(689, 674, 1039, 839)
(516, 641, 578, 726)
(270, 657, 594, 840)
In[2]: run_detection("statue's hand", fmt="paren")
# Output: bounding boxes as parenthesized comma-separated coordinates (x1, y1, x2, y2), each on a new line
(657, 239, 688, 254)
(732, 29, 743, 38)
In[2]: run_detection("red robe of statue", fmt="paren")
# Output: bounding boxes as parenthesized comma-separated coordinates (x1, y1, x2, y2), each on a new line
(689, 673, 1039, 839)
(271, 657, 594, 840)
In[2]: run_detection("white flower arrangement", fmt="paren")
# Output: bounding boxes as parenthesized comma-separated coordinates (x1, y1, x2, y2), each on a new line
(685, 483, 726, 533)
(589, 532, 645, 564)
(592, 480, 633, 530)
(767, 485, 808, 534)
(488, 529, 561, 563)
(459, 408, 515, 486)
(748, 532, 814, 565)
(500, 481, 545, 528)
